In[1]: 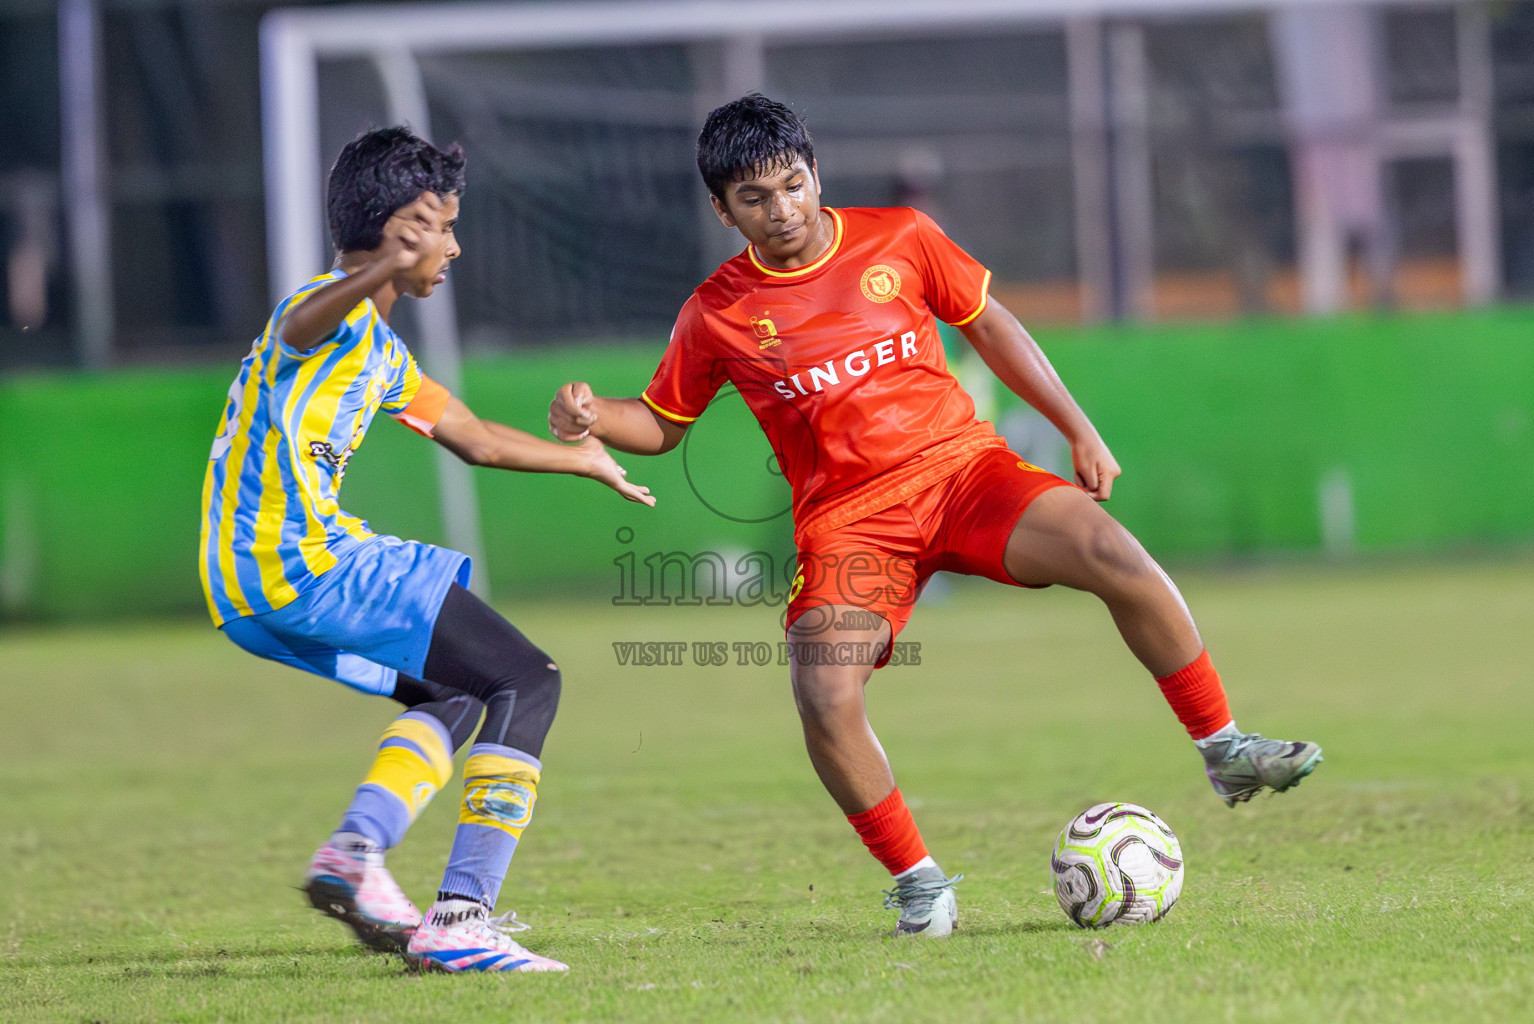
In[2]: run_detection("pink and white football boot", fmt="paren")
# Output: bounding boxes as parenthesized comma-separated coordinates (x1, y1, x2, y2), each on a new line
(406, 899, 568, 973)
(302, 833, 422, 953)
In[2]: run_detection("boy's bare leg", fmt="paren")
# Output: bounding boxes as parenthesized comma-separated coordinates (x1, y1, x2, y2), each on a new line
(787, 609, 894, 815)
(1002, 485, 1202, 677)
(788, 609, 958, 935)
(1004, 484, 1323, 803)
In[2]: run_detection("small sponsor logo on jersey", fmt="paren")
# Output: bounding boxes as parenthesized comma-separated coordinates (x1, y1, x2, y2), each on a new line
(308, 412, 369, 482)
(860, 265, 901, 303)
(309, 428, 365, 482)
(751, 315, 783, 349)
(1016, 460, 1046, 474)
(309, 440, 351, 477)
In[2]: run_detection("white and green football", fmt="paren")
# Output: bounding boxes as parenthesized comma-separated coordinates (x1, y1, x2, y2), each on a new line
(1051, 802, 1184, 928)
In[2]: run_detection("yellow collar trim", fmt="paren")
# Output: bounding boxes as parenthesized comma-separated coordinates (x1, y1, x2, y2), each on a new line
(747, 208, 844, 278)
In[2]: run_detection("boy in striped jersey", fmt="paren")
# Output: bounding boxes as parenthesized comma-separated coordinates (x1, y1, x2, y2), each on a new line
(200, 127, 652, 972)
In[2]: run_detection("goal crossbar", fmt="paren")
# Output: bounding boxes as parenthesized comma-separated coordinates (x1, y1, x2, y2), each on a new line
(261, 0, 1449, 301)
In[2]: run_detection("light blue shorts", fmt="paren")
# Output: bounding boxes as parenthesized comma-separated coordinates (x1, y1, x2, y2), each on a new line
(220, 535, 471, 696)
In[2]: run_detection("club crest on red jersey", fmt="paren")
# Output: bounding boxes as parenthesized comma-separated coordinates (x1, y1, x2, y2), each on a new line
(860, 265, 901, 303)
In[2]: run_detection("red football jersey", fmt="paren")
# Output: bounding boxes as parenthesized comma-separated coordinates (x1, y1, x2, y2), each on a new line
(642, 206, 1008, 539)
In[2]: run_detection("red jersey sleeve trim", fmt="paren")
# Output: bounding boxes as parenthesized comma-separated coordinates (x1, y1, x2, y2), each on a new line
(747, 208, 845, 278)
(949, 269, 993, 327)
(390, 373, 451, 437)
(640, 391, 699, 424)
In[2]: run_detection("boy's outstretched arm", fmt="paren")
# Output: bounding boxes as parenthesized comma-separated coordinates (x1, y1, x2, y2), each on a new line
(433, 395, 655, 506)
(548, 382, 686, 456)
(958, 297, 1121, 501)
(279, 193, 444, 352)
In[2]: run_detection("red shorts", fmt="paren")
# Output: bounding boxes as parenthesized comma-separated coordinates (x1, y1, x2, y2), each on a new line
(785, 448, 1074, 663)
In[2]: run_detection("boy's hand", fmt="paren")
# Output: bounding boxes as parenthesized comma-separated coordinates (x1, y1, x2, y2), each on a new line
(550, 382, 598, 441)
(571, 436, 655, 506)
(1070, 435, 1121, 501)
(379, 192, 445, 271)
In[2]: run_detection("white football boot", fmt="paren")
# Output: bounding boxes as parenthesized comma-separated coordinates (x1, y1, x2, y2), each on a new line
(407, 899, 569, 973)
(1201, 731, 1324, 807)
(884, 865, 962, 938)
(303, 834, 422, 953)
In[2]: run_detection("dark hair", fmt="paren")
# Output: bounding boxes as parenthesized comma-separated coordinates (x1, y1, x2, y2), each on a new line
(326, 126, 466, 252)
(696, 93, 814, 200)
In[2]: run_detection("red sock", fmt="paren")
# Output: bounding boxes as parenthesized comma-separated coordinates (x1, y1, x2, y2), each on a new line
(846, 788, 929, 876)
(1156, 650, 1232, 741)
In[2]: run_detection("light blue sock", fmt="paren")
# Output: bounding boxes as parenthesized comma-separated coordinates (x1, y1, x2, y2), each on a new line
(437, 743, 542, 907)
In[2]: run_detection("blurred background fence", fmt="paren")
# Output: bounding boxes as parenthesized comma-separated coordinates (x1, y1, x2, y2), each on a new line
(1, 0, 1532, 620)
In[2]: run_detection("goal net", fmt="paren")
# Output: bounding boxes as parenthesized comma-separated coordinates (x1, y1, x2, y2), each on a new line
(259, 0, 1492, 581)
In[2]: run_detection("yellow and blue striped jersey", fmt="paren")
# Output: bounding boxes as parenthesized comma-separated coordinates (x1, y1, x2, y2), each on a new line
(198, 270, 450, 626)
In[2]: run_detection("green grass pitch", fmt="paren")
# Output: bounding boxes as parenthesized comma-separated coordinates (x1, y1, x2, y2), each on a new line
(3, 559, 1532, 1022)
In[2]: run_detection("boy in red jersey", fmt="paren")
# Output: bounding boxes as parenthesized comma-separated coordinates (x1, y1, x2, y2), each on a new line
(549, 95, 1322, 937)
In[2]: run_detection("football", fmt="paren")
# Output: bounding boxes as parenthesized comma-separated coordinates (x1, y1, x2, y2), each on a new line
(1051, 802, 1184, 928)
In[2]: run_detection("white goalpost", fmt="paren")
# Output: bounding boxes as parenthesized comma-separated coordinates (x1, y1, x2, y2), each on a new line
(259, 0, 1487, 592)
(260, 0, 1459, 303)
